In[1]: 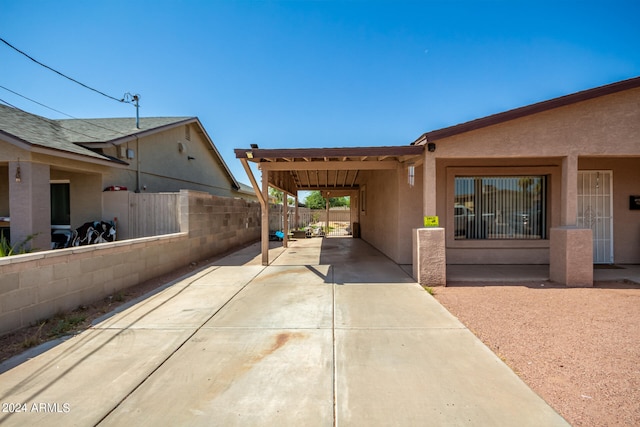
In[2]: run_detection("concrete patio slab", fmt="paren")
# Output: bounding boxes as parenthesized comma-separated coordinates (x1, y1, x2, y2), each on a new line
(96, 281, 244, 329)
(336, 328, 565, 426)
(0, 237, 570, 426)
(335, 284, 462, 329)
(205, 268, 333, 329)
(99, 328, 334, 427)
(0, 329, 193, 426)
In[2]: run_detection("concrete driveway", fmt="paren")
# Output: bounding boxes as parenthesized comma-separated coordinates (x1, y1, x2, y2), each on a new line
(0, 237, 569, 426)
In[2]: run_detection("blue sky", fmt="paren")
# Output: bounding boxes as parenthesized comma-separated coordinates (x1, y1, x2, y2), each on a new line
(1, 1, 639, 188)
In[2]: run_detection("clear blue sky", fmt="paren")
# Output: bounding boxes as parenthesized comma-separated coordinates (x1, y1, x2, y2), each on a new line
(1, 1, 639, 188)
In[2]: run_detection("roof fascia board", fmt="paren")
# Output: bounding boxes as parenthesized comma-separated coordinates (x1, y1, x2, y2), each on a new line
(418, 76, 640, 143)
(30, 145, 129, 167)
(1, 129, 125, 167)
(0, 130, 33, 151)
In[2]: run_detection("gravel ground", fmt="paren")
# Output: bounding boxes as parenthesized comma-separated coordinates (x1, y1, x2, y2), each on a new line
(433, 280, 640, 427)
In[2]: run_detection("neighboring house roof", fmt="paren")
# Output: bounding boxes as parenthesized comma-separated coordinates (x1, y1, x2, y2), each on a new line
(0, 104, 242, 191)
(0, 103, 118, 163)
(60, 116, 242, 191)
(59, 116, 192, 143)
(413, 76, 640, 144)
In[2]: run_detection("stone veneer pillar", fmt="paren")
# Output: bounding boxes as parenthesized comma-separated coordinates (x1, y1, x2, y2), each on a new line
(413, 227, 446, 286)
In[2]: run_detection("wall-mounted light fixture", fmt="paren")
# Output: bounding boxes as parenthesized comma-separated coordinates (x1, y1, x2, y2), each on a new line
(427, 142, 436, 152)
(15, 159, 21, 183)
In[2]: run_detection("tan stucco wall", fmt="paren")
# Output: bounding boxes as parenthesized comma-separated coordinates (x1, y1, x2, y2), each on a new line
(358, 166, 423, 264)
(50, 169, 104, 228)
(102, 124, 237, 197)
(579, 158, 640, 263)
(433, 87, 640, 159)
(359, 169, 399, 261)
(426, 86, 640, 265)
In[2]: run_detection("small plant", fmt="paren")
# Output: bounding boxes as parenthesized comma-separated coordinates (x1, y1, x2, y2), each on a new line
(49, 314, 86, 337)
(0, 233, 38, 257)
(424, 286, 435, 296)
(21, 322, 46, 349)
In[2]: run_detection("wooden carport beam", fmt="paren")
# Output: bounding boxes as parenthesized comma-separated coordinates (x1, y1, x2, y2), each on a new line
(240, 159, 266, 208)
(259, 161, 401, 171)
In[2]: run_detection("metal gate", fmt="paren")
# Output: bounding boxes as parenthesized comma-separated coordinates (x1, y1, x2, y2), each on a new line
(577, 171, 614, 264)
(327, 208, 352, 237)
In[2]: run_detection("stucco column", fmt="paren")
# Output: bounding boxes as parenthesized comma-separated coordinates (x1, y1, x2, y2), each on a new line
(261, 168, 269, 265)
(560, 154, 579, 226)
(550, 154, 593, 286)
(413, 228, 446, 286)
(413, 149, 446, 286)
(8, 161, 51, 251)
(422, 151, 436, 217)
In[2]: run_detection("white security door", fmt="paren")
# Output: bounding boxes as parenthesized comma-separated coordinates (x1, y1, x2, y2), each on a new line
(577, 171, 614, 264)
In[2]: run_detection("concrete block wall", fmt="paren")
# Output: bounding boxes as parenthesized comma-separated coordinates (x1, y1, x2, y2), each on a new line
(0, 190, 261, 336)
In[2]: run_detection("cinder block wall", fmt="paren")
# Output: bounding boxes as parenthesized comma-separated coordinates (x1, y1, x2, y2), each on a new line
(0, 190, 261, 337)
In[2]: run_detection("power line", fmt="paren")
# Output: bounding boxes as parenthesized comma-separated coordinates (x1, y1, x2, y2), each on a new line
(0, 36, 132, 105)
(0, 97, 112, 142)
(0, 84, 131, 138)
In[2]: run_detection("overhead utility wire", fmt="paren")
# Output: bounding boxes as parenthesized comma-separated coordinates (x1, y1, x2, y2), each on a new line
(0, 97, 110, 142)
(0, 84, 132, 138)
(0, 36, 129, 105)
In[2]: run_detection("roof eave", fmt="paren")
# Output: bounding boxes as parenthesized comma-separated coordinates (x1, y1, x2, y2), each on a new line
(1, 130, 129, 167)
(420, 76, 640, 143)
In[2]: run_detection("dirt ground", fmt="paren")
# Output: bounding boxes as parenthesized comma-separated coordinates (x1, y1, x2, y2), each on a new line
(433, 280, 640, 427)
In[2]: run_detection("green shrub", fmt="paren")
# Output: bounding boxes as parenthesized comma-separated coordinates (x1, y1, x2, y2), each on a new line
(0, 233, 37, 257)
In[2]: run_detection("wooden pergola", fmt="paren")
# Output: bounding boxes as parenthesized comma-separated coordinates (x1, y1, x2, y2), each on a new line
(234, 145, 424, 265)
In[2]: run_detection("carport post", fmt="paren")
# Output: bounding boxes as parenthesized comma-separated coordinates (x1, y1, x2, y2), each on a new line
(325, 196, 330, 235)
(294, 195, 299, 229)
(283, 195, 289, 248)
(261, 169, 269, 265)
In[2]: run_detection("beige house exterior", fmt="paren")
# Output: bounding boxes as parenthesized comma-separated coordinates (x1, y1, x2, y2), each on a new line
(236, 76, 640, 286)
(0, 105, 253, 250)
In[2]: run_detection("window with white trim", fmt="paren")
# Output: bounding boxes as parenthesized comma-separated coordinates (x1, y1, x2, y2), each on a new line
(454, 176, 547, 240)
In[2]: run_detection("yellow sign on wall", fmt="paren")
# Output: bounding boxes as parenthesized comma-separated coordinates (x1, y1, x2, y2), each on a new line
(423, 216, 439, 227)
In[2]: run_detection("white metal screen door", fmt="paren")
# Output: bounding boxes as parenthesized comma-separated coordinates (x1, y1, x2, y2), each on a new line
(577, 171, 614, 264)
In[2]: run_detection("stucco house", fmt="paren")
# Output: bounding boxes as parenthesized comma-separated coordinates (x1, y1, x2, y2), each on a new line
(0, 104, 253, 250)
(236, 76, 640, 286)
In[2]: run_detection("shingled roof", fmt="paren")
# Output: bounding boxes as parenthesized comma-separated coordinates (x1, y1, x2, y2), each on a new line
(0, 103, 113, 161)
(0, 103, 194, 165)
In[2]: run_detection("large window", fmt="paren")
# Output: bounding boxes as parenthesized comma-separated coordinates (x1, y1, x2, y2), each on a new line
(454, 176, 547, 240)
